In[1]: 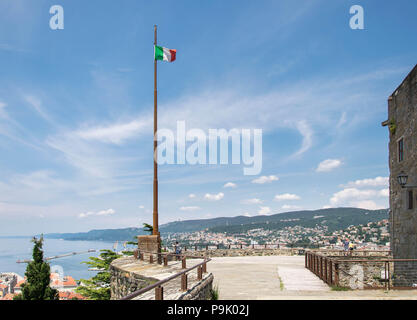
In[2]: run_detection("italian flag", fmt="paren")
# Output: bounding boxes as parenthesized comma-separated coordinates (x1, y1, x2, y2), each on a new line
(154, 45, 176, 62)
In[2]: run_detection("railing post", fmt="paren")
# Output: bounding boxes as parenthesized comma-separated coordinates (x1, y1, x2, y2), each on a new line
(197, 266, 203, 280)
(149, 255, 153, 264)
(202, 261, 207, 273)
(164, 256, 168, 266)
(329, 260, 333, 285)
(325, 258, 328, 283)
(182, 258, 186, 269)
(140, 252, 143, 261)
(184, 246, 187, 252)
(334, 263, 339, 286)
(387, 261, 391, 290)
(206, 245, 208, 251)
(155, 286, 163, 300)
(181, 274, 188, 291)
(240, 244, 243, 249)
(305, 253, 307, 268)
(195, 245, 197, 251)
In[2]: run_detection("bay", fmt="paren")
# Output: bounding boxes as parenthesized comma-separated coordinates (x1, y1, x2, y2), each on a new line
(0, 238, 127, 280)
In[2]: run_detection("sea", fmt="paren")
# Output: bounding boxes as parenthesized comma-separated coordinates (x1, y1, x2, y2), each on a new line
(0, 238, 125, 280)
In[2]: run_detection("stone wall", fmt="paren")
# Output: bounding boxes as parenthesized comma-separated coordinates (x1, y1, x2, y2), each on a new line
(306, 251, 393, 289)
(386, 64, 417, 260)
(180, 273, 213, 300)
(110, 261, 158, 300)
(336, 258, 393, 289)
(182, 248, 305, 258)
(110, 256, 214, 300)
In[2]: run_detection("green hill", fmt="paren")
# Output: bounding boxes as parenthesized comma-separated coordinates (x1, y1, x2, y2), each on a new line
(43, 207, 388, 241)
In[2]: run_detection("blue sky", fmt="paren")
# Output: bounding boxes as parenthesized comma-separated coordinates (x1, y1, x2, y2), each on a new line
(0, 0, 416, 235)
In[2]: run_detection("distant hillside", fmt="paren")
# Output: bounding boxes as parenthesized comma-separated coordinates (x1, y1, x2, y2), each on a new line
(161, 207, 389, 234)
(44, 207, 388, 241)
(44, 227, 147, 241)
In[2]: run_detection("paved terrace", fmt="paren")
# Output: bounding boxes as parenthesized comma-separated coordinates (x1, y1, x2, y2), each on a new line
(209, 256, 417, 300)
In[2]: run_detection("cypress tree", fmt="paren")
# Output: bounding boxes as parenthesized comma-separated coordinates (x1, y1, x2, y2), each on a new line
(14, 236, 59, 300)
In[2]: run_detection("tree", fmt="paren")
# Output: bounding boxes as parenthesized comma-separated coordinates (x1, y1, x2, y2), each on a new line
(14, 236, 59, 300)
(143, 223, 153, 235)
(75, 249, 121, 300)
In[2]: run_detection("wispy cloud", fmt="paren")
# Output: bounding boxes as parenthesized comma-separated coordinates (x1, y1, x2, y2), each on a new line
(242, 198, 263, 204)
(79, 208, 115, 218)
(274, 193, 301, 201)
(75, 119, 150, 145)
(204, 192, 224, 201)
(252, 175, 279, 184)
(316, 159, 342, 172)
(223, 182, 237, 188)
(344, 176, 389, 188)
(282, 204, 302, 210)
(180, 206, 201, 211)
(258, 206, 272, 215)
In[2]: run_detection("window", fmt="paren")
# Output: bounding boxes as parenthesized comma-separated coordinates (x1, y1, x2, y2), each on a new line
(408, 190, 413, 210)
(398, 138, 404, 162)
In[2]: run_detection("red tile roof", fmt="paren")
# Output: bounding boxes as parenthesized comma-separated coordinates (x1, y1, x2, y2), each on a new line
(58, 291, 85, 300)
(1, 293, 17, 300)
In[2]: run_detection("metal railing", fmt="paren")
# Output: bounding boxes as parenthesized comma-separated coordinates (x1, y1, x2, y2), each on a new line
(305, 251, 417, 290)
(120, 250, 211, 300)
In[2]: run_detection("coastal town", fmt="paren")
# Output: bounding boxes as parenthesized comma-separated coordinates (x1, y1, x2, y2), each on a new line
(1, 218, 390, 300)
(165, 219, 390, 251)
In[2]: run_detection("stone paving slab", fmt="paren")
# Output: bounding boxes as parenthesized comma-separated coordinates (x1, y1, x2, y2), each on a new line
(208, 256, 417, 300)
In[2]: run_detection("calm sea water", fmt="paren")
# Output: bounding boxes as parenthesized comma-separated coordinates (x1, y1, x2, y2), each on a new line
(0, 238, 121, 280)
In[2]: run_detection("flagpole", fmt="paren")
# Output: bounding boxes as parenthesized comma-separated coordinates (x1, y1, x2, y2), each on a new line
(153, 25, 159, 236)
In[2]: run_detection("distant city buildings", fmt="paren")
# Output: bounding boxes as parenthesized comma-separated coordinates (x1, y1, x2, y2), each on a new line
(165, 218, 390, 251)
(0, 272, 84, 300)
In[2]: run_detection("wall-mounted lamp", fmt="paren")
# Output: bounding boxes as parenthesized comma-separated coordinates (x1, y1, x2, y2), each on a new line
(397, 171, 417, 188)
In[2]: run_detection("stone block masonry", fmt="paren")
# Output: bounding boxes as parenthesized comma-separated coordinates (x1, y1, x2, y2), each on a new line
(110, 256, 213, 300)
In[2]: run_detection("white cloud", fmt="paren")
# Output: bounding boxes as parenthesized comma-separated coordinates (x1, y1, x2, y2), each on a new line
(379, 188, 389, 197)
(282, 204, 301, 210)
(316, 159, 342, 172)
(274, 193, 300, 201)
(75, 119, 150, 145)
(292, 120, 313, 157)
(139, 205, 145, 209)
(328, 187, 388, 209)
(242, 212, 251, 217)
(258, 206, 272, 215)
(204, 192, 224, 201)
(242, 198, 263, 204)
(188, 194, 196, 199)
(252, 175, 279, 184)
(351, 200, 385, 210)
(345, 177, 389, 188)
(0, 102, 7, 118)
(79, 208, 115, 218)
(223, 182, 237, 188)
(180, 206, 201, 211)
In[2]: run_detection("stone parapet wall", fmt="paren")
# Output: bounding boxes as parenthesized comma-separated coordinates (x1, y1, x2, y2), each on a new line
(305, 251, 394, 289)
(181, 273, 213, 300)
(336, 259, 393, 289)
(110, 259, 158, 300)
(110, 256, 213, 300)
(183, 248, 305, 258)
